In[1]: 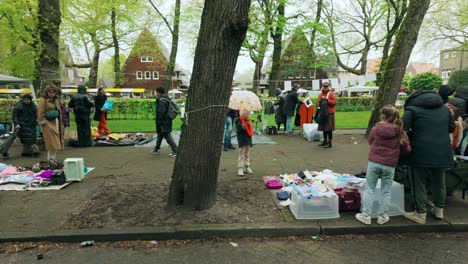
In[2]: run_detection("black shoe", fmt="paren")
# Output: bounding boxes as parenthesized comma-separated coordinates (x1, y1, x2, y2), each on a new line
(318, 141, 328, 146)
(229, 145, 235, 150)
(224, 147, 228, 151)
(323, 141, 332, 148)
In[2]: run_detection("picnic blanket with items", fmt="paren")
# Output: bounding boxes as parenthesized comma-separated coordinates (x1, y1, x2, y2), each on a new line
(263, 169, 404, 220)
(0, 159, 93, 191)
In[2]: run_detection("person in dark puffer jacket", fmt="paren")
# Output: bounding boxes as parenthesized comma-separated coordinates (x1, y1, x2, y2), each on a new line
(402, 90, 455, 224)
(355, 105, 410, 226)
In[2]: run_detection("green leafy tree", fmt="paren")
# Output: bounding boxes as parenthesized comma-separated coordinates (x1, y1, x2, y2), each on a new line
(409, 72, 443, 91)
(402, 73, 412, 93)
(448, 70, 468, 90)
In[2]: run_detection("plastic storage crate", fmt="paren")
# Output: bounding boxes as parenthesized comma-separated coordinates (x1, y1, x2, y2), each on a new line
(364, 180, 405, 217)
(64, 158, 85, 182)
(290, 190, 340, 220)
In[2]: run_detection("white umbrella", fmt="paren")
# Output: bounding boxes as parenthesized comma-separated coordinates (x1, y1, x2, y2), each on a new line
(168, 89, 183, 94)
(228, 91, 262, 111)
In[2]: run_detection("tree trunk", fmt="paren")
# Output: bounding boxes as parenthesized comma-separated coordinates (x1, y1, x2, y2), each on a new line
(38, 0, 61, 92)
(163, 0, 181, 91)
(366, 0, 430, 135)
(268, 1, 285, 96)
(111, 6, 122, 88)
(167, 0, 251, 211)
(88, 33, 100, 88)
(252, 60, 263, 94)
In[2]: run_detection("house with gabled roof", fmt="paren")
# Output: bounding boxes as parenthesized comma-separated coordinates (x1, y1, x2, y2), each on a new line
(406, 62, 439, 76)
(121, 29, 189, 97)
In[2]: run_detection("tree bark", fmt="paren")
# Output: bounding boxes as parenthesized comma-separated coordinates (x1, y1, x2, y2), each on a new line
(38, 0, 61, 92)
(366, 0, 430, 135)
(268, 1, 285, 96)
(111, 6, 122, 88)
(88, 33, 100, 88)
(163, 0, 181, 91)
(167, 0, 251, 211)
(252, 60, 263, 93)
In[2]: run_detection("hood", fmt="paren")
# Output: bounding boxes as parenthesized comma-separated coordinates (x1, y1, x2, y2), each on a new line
(374, 122, 399, 139)
(455, 86, 468, 100)
(404, 90, 443, 109)
(77, 85, 87, 94)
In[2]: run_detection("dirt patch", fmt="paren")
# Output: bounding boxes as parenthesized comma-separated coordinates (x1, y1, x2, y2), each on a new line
(61, 179, 284, 229)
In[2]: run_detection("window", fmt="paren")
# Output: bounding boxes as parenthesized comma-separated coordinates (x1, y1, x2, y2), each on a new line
(441, 71, 446, 78)
(141, 56, 153, 62)
(136, 71, 143, 80)
(153, 71, 159, 80)
(144, 71, 151, 79)
(452, 51, 457, 58)
(444, 53, 449, 59)
(447, 70, 451, 78)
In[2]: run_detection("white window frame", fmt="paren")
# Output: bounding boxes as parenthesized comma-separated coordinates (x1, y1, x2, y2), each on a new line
(141, 56, 153, 62)
(441, 71, 446, 78)
(447, 70, 451, 78)
(144, 71, 151, 80)
(136, 71, 143, 80)
(444, 53, 449, 59)
(153, 71, 159, 80)
(452, 51, 457, 58)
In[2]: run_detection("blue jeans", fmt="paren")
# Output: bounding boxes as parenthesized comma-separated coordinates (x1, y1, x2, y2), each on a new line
(362, 161, 395, 217)
(224, 117, 233, 148)
(286, 115, 293, 133)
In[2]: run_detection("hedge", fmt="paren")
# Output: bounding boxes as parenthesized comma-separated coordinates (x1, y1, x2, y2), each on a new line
(0, 96, 405, 122)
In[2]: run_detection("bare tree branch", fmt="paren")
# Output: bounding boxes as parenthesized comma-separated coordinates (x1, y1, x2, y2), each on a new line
(148, 0, 174, 35)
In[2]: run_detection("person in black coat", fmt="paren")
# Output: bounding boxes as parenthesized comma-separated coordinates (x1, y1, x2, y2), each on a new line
(93, 88, 111, 136)
(152, 87, 178, 157)
(274, 88, 286, 132)
(69, 85, 94, 147)
(283, 84, 300, 135)
(402, 90, 455, 224)
(12, 94, 39, 156)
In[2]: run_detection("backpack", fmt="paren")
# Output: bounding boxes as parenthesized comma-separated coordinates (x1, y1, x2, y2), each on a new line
(160, 98, 180, 120)
(335, 188, 361, 212)
(314, 93, 329, 125)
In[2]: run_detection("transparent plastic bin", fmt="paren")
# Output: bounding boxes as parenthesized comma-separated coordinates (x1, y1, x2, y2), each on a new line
(64, 158, 85, 182)
(364, 180, 405, 217)
(290, 190, 340, 220)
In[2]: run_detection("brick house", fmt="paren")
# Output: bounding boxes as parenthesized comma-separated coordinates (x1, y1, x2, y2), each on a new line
(121, 29, 186, 97)
(406, 62, 439, 76)
(439, 44, 468, 81)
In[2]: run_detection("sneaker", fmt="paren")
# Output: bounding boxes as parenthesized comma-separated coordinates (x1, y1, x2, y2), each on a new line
(403, 211, 426, 224)
(431, 207, 444, 220)
(244, 167, 254, 174)
(152, 149, 160, 155)
(238, 168, 244, 176)
(224, 147, 228, 151)
(377, 215, 390, 225)
(355, 213, 371, 225)
(169, 152, 177, 158)
(229, 145, 236, 150)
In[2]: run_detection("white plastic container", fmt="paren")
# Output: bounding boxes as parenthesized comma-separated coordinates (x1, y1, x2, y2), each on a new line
(364, 180, 405, 217)
(303, 123, 323, 142)
(290, 190, 340, 220)
(64, 158, 85, 182)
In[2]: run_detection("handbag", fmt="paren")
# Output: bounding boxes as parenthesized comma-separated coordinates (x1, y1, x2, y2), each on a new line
(44, 109, 59, 120)
(314, 93, 329, 125)
(335, 188, 361, 212)
(102, 100, 114, 111)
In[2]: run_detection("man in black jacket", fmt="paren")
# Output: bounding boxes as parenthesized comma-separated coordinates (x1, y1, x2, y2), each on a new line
(69, 85, 94, 147)
(12, 94, 39, 156)
(402, 90, 455, 224)
(152, 87, 178, 157)
(283, 84, 300, 135)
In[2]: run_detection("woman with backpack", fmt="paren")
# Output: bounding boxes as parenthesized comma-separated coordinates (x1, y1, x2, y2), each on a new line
(356, 105, 411, 225)
(316, 82, 336, 148)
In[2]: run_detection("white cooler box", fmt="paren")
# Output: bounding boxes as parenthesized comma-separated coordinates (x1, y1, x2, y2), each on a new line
(362, 180, 405, 217)
(64, 158, 85, 182)
(303, 123, 323, 142)
(290, 190, 340, 220)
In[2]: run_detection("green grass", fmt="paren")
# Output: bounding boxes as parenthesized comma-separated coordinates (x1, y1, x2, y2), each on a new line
(68, 111, 372, 132)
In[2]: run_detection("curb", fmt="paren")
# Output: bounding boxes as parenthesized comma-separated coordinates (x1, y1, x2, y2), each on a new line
(2, 221, 468, 243)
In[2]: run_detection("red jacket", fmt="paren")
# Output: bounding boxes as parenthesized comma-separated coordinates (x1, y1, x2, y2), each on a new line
(368, 122, 410, 167)
(317, 91, 337, 113)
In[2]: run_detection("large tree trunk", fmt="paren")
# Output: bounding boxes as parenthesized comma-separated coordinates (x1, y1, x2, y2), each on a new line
(268, 1, 285, 96)
(167, 0, 251, 211)
(366, 0, 430, 135)
(252, 60, 263, 93)
(111, 6, 122, 88)
(38, 0, 61, 92)
(163, 0, 181, 91)
(88, 33, 100, 88)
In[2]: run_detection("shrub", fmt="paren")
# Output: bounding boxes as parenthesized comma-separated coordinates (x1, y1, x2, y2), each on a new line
(409, 72, 443, 91)
(448, 70, 468, 90)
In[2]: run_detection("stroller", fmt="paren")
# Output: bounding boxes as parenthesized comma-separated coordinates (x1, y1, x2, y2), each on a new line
(0, 126, 20, 158)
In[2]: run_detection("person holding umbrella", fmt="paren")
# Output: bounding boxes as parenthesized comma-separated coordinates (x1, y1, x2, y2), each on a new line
(228, 90, 262, 176)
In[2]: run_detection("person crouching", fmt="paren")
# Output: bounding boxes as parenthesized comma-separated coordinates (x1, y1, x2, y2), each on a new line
(236, 110, 254, 176)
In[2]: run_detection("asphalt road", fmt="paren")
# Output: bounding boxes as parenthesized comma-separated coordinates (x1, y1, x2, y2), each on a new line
(2, 233, 468, 264)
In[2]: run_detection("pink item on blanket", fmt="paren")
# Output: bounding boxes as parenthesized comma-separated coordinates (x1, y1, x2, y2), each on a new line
(265, 179, 283, 189)
(36, 170, 54, 180)
(0, 166, 17, 176)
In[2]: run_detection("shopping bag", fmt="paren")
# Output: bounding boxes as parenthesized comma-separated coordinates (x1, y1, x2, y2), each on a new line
(102, 100, 114, 111)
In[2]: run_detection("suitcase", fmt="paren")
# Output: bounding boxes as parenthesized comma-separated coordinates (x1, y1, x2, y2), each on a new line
(0, 127, 19, 157)
(335, 188, 361, 212)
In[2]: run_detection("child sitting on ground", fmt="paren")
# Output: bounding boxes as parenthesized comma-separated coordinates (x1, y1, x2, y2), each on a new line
(356, 105, 410, 225)
(236, 110, 254, 176)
